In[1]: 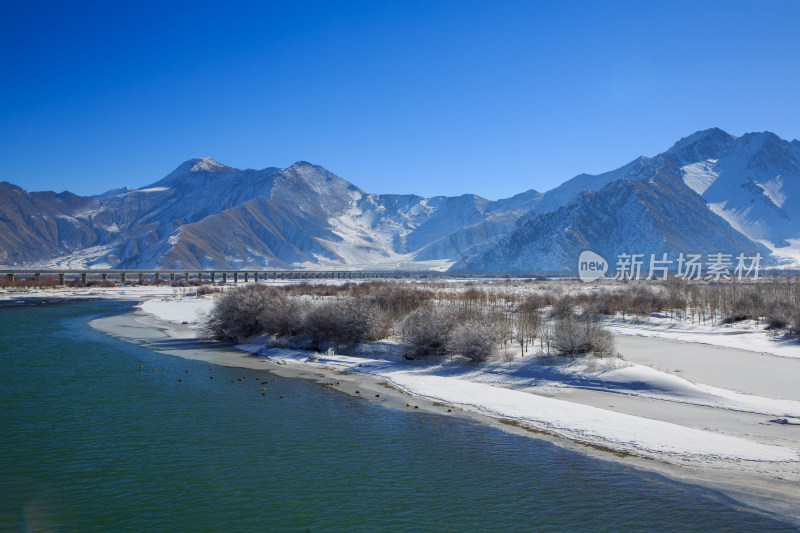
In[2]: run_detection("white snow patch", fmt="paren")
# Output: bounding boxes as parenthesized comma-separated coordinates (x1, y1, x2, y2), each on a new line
(191, 157, 228, 172)
(757, 175, 788, 208)
(605, 314, 800, 359)
(681, 159, 719, 195)
(139, 296, 216, 325)
(385, 373, 797, 461)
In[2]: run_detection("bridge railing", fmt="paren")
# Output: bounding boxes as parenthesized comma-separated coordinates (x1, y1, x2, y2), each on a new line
(0, 268, 432, 285)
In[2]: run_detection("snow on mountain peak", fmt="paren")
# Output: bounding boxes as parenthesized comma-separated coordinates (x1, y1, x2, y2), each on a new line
(191, 157, 230, 172)
(173, 157, 237, 175)
(668, 127, 737, 164)
(155, 157, 240, 186)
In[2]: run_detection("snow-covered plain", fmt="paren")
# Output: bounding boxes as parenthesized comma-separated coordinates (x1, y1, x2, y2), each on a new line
(605, 313, 800, 358)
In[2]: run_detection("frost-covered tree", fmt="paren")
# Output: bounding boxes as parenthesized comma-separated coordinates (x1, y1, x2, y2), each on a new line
(202, 284, 297, 341)
(401, 304, 456, 358)
(301, 298, 390, 350)
(550, 314, 615, 357)
(515, 307, 541, 357)
(446, 313, 506, 362)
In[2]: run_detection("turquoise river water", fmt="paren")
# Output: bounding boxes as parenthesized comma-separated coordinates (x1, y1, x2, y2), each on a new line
(0, 299, 797, 531)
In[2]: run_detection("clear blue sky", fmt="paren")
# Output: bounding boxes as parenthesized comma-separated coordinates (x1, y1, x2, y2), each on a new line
(1, 1, 798, 199)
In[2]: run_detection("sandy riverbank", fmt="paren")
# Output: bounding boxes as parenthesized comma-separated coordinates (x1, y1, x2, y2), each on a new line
(89, 299, 800, 524)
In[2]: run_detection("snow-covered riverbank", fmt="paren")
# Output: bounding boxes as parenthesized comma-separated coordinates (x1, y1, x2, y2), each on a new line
(136, 295, 800, 467)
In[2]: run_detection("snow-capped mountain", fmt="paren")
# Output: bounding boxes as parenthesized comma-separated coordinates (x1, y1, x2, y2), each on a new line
(0, 159, 539, 270)
(456, 128, 799, 272)
(674, 129, 800, 259)
(1, 128, 798, 273)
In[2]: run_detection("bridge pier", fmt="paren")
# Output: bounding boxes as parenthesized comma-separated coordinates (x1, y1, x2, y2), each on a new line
(210, 272, 216, 283)
(121, 273, 127, 284)
(139, 273, 145, 284)
(222, 272, 227, 284)
(81, 273, 88, 284)
(101, 273, 108, 281)
(233, 272, 238, 283)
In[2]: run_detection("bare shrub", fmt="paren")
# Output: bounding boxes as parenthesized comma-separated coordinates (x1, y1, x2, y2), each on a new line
(447, 312, 507, 362)
(197, 285, 224, 296)
(84, 279, 115, 287)
(301, 302, 340, 349)
(202, 284, 296, 341)
(791, 308, 800, 336)
(549, 298, 575, 320)
(584, 291, 620, 316)
(721, 306, 752, 324)
(519, 294, 546, 314)
(623, 285, 665, 317)
(0, 275, 60, 288)
(372, 284, 433, 321)
(764, 300, 792, 329)
(765, 313, 789, 329)
(301, 297, 390, 350)
(402, 304, 455, 358)
(333, 298, 390, 346)
(550, 315, 615, 357)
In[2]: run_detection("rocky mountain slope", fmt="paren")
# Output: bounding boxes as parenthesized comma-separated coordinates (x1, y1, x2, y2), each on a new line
(0, 159, 539, 270)
(456, 129, 798, 273)
(1, 128, 797, 273)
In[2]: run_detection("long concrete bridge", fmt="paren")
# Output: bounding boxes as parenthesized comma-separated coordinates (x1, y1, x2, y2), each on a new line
(0, 268, 425, 285)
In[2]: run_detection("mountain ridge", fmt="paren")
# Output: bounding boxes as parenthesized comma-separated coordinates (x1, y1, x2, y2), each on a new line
(1, 128, 798, 272)
(458, 128, 799, 272)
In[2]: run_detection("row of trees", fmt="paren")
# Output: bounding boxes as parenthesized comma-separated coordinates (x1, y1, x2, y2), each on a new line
(275, 275, 800, 332)
(203, 274, 800, 364)
(202, 283, 618, 362)
(563, 276, 800, 331)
